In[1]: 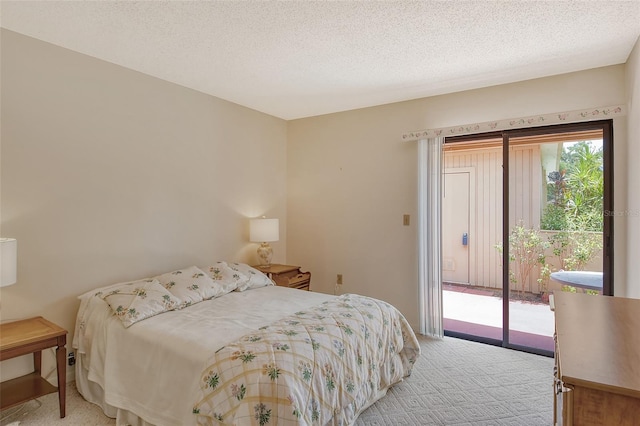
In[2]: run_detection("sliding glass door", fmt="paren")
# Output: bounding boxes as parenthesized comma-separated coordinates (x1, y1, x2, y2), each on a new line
(442, 120, 613, 356)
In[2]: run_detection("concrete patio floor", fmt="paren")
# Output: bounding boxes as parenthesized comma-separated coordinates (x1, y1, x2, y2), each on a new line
(443, 289, 555, 337)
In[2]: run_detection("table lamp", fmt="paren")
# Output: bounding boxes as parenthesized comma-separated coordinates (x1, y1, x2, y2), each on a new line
(249, 218, 279, 266)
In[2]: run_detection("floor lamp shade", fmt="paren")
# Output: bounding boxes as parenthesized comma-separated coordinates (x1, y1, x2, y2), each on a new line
(1, 238, 17, 287)
(250, 218, 279, 266)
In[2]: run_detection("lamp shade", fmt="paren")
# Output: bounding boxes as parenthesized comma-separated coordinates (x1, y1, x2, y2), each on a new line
(1, 238, 17, 287)
(250, 218, 279, 242)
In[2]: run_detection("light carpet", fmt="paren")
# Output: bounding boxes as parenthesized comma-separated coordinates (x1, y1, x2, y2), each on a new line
(1, 336, 553, 425)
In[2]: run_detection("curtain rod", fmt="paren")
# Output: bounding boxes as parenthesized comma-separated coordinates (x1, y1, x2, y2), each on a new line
(401, 105, 625, 141)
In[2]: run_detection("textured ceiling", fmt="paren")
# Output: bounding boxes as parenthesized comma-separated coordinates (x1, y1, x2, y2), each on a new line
(1, 1, 639, 120)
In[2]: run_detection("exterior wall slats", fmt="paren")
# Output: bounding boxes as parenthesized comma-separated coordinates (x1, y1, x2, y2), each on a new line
(444, 146, 542, 291)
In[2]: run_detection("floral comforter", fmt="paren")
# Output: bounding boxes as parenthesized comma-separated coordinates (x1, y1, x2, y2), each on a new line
(192, 294, 420, 426)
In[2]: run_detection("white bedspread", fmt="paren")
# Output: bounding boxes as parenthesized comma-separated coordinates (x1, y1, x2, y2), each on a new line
(74, 286, 335, 426)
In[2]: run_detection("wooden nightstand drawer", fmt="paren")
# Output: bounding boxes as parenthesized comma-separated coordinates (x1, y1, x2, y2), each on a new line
(289, 272, 311, 290)
(271, 269, 299, 286)
(253, 264, 311, 291)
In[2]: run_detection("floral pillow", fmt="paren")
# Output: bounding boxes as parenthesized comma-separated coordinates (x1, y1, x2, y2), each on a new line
(154, 266, 226, 309)
(101, 279, 179, 328)
(202, 261, 249, 293)
(226, 262, 274, 291)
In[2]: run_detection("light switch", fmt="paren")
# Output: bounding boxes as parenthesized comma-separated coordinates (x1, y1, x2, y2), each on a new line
(403, 214, 410, 226)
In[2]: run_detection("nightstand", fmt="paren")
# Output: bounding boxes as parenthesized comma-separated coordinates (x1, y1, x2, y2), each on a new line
(253, 264, 311, 291)
(0, 316, 67, 418)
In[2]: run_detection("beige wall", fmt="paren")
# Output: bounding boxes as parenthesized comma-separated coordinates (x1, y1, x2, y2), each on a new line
(287, 65, 631, 331)
(0, 30, 288, 381)
(626, 36, 640, 299)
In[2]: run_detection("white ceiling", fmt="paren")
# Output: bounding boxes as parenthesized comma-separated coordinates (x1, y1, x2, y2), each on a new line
(2, 1, 640, 120)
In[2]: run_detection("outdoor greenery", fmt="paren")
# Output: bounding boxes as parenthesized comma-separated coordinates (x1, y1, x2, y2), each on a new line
(540, 204, 567, 231)
(542, 141, 604, 232)
(495, 222, 549, 294)
(547, 230, 602, 272)
(498, 140, 604, 297)
(541, 140, 604, 278)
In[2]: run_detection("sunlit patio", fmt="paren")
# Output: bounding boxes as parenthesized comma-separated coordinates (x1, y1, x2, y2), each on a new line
(443, 284, 555, 352)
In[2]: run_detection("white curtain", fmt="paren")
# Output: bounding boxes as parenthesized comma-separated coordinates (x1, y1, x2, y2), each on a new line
(418, 137, 444, 337)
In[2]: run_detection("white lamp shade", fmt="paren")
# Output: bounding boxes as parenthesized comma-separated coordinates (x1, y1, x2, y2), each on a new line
(250, 218, 279, 242)
(1, 238, 17, 287)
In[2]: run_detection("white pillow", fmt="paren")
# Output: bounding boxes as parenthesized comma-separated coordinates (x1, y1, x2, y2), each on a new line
(226, 262, 274, 291)
(202, 262, 249, 293)
(154, 266, 227, 309)
(101, 279, 179, 327)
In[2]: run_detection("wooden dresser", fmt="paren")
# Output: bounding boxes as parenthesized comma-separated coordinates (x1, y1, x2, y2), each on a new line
(552, 292, 640, 425)
(253, 264, 311, 291)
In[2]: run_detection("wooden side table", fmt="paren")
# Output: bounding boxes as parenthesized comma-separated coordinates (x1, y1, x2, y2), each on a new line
(254, 264, 311, 291)
(0, 316, 67, 418)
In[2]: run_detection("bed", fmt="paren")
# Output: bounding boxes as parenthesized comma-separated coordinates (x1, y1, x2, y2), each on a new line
(73, 262, 420, 426)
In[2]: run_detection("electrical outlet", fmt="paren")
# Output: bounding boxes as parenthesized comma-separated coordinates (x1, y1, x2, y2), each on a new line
(68, 351, 76, 366)
(337, 274, 343, 285)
